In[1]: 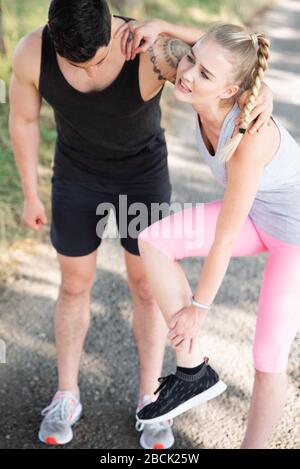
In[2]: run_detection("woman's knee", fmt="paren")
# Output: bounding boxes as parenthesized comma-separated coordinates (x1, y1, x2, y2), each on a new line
(253, 338, 291, 374)
(127, 271, 155, 304)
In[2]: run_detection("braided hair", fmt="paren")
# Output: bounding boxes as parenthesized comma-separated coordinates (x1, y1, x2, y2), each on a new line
(221, 32, 270, 163)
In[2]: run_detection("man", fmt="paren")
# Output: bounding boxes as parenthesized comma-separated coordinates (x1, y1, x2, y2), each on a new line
(9, 0, 272, 449)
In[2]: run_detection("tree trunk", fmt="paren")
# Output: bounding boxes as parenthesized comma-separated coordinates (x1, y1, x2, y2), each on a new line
(0, 0, 6, 55)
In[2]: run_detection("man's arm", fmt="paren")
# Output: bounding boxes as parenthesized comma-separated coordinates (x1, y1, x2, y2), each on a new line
(146, 36, 192, 84)
(139, 35, 191, 101)
(9, 29, 48, 231)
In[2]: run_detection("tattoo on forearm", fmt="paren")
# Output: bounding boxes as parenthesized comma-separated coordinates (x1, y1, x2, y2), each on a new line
(149, 38, 192, 83)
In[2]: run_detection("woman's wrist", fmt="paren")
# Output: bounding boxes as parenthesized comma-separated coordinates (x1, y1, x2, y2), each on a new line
(191, 295, 212, 311)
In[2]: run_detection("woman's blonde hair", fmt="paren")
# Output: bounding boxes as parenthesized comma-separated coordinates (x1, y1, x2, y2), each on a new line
(201, 24, 271, 163)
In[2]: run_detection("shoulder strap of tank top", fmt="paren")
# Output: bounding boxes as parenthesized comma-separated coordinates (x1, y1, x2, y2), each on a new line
(39, 24, 57, 94)
(113, 14, 135, 23)
(217, 102, 241, 154)
(112, 16, 146, 102)
(113, 15, 164, 104)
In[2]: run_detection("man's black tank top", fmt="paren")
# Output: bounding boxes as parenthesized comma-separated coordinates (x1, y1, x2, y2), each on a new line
(38, 19, 171, 192)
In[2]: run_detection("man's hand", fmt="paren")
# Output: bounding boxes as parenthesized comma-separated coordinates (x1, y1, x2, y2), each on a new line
(167, 305, 208, 354)
(237, 83, 273, 135)
(115, 19, 165, 61)
(22, 196, 48, 231)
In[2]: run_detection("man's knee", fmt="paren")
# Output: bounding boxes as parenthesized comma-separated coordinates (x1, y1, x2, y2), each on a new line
(58, 252, 97, 298)
(128, 275, 155, 306)
(60, 271, 96, 298)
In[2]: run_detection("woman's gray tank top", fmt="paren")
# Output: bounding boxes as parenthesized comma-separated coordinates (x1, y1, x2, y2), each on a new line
(196, 102, 300, 245)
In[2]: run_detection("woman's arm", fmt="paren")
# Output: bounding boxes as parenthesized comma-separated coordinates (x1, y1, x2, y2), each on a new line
(169, 130, 270, 349)
(115, 19, 204, 60)
(158, 20, 205, 45)
(194, 143, 267, 305)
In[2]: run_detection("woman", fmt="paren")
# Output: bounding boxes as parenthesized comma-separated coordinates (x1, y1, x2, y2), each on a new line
(136, 24, 300, 449)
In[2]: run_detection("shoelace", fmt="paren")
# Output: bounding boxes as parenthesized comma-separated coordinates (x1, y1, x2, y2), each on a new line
(154, 374, 177, 398)
(41, 392, 77, 422)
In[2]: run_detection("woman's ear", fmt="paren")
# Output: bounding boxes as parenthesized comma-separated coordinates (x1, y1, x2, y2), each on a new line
(219, 85, 240, 99)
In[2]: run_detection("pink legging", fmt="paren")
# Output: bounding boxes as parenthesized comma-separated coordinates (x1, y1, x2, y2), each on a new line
(139, 199, 300, 373)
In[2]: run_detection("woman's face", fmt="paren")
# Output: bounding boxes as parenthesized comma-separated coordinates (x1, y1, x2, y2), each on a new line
(174, 38, 239, 106)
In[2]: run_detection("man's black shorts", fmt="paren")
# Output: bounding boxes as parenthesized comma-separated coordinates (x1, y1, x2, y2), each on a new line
(51, 176, 172, 257)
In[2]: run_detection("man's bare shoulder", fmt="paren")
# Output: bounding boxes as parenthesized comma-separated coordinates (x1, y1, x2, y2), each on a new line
(12, 26, 44, 86)
(142, 35, 191, 84)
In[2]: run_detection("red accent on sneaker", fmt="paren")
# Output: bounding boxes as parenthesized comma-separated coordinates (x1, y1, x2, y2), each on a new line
(45, 436, 59, 445)
(152, 443, 165, 449)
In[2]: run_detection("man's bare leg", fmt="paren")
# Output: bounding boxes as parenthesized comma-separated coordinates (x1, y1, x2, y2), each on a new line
(124, 251, 168, 400)
(55, 250, 98, 395)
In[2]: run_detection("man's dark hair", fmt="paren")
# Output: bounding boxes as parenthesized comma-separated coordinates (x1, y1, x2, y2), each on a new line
(48, 0, 111, 63)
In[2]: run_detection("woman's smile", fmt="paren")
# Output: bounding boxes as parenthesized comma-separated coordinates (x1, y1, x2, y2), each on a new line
(176, 78, 192, 94)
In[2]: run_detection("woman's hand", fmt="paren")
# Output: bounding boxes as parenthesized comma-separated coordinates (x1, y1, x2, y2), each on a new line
(115, 19, 166, 61)
(167, 305, 208, 353)
(237, 83, 273, 134)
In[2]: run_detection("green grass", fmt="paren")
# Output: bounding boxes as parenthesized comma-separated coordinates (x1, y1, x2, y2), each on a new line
(0, 103, 23, 243)
(0, 0, 56, 252)
(0, 0, 272, 257)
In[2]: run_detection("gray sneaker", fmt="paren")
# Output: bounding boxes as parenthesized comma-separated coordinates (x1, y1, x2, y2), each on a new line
(136, 395, 175, 449)
(38, 391, 82, 445)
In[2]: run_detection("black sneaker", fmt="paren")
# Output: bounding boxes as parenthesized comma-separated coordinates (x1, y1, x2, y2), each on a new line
(136, 358, 227, 424)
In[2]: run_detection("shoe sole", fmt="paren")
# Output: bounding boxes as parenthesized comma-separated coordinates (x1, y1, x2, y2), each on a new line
(139, 432, 175, 450)
(38, 405, 83, 446)
(137, 380, 227, 424)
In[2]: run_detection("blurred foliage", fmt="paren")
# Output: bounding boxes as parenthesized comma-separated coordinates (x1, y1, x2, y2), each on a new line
(112, 0, 272, 25)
